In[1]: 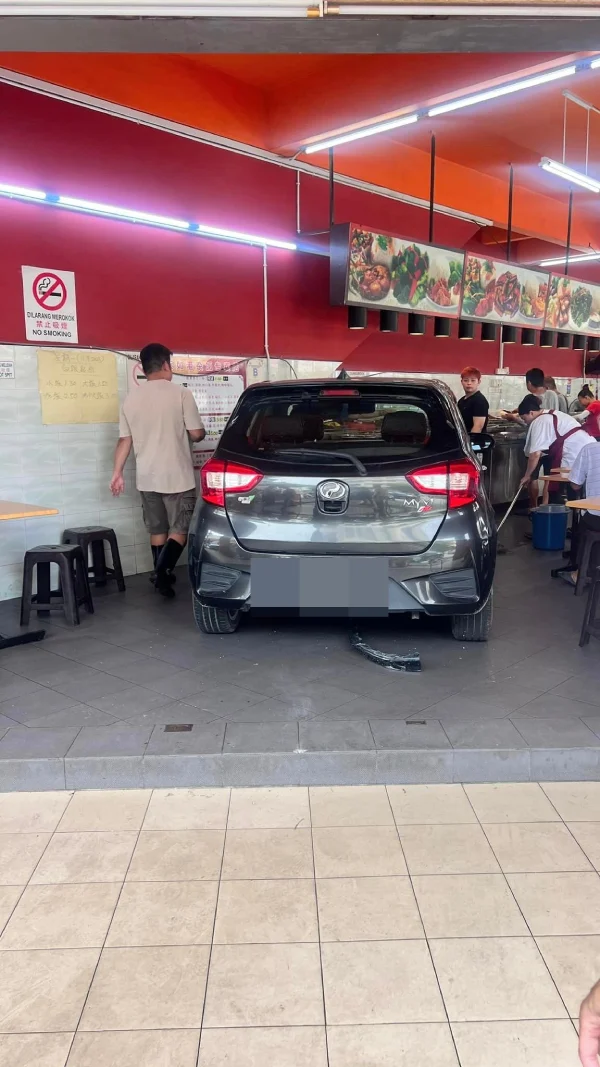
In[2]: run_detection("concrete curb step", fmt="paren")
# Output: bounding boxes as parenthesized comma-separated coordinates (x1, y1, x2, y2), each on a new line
(1, 747, 600, 791)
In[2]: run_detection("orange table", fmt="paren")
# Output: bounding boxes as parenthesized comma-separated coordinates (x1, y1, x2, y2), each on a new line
(0, 501, 59, 651)
(567, 498, 600, 513)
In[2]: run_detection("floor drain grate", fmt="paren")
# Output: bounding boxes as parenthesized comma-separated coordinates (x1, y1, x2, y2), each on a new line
(164, 724, 194, 732)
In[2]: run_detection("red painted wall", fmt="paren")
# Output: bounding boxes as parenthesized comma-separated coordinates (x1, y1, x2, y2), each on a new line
(0, 83, 585, 377)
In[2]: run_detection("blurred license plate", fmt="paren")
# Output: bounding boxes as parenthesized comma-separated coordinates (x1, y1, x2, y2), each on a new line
(251, 557, 388, 617)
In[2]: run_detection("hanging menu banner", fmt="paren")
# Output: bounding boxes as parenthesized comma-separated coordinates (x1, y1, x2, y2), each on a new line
(460, 254, 550, 329)
(545, 274, 600, 335)
(330, 224, 464, 319)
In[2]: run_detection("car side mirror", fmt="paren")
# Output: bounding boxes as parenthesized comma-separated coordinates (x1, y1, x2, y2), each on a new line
(470, 432, 494, 454)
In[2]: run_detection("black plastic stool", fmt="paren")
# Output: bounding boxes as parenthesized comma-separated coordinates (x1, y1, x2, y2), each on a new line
(62, 526, 125, 592)
(20, 544, 94, 627)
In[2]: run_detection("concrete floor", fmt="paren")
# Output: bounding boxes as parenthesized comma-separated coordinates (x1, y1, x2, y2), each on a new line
(1, 518, 599, 789)
(0, 782, 594, 1067)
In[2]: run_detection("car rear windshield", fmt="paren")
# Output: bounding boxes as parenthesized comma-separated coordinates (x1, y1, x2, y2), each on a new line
(219, 384, 460, 471)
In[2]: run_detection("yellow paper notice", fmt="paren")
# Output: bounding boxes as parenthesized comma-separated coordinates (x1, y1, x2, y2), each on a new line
(37, 349, 119, 425)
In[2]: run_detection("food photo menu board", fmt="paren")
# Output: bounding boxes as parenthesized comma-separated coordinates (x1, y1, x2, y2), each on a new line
(545, 275, 600, 335)
(330, 224, 464, 319)
(460, 254, 549, 329)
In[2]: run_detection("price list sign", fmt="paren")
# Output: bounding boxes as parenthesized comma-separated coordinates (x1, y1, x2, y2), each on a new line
(184, 373, 245, 469)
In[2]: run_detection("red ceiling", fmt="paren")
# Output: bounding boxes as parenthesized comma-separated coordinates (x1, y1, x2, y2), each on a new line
(2, 51, 600, 252)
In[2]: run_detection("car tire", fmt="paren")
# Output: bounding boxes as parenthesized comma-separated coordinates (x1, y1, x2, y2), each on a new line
(451, 590, 493, 642)
(192, 596, 241, 635)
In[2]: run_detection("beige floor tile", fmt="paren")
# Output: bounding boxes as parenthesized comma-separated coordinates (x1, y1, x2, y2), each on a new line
(0, 833, 52, 885)
(567, 823, 600, 869)
(536, 935, 600, 1016)
(228, 788, 310, 830)
(126, 830, 224, 881)
(541, 782, 600, 822)
(143, 789, 230, 830)
(464, 783, 559, 823)
(327, 1023, 459, 1067)
(199, 1026, 327, 1067)
(67, 1029, 200, 1066)
(0, 883, 119, 949)
(214, 879, 318, 944)
(322, 940, 445, 1025)
(0, 948, 98, 1032)
(430, 937, 568, 1021)
(413, 873, 528, 938)
(0, 792, 72, 833)
(0, 1033, 73, 1067)
(508, 872, 600, 934)
(0, 886, 23, 933)
(106, 880, 218, 947)
(57, 789, 150, 832)
(30, 831, 137, 884)
(221, 828, 314, 879)
(317, 876, 423, 942)
(80, 946, 209, 1031)
(399, 825, 499, 875)
(203, 943, 324, 1027)
(313, 827, 407, 878)
(451, 1020, 579, 1067)
(483, 822, 592, 873)
(309, 786, 393, 827)
(387, 784, 477, 826)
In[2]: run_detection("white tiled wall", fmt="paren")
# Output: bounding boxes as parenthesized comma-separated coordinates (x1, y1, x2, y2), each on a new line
(0, 343, 588, 602)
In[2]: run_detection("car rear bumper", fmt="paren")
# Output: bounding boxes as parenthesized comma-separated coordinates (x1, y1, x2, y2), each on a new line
(189, 500, 496, 618)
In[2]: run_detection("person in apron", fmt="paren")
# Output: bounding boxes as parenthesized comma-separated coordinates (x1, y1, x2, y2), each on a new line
(520, 407, 592, 500)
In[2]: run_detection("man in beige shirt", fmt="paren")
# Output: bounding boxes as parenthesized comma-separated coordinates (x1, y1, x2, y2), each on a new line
(110, 343, 205, 597)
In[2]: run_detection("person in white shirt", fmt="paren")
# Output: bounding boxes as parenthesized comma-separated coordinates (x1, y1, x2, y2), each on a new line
(519, 402, 592, 511)
(564, 440, 600, 586)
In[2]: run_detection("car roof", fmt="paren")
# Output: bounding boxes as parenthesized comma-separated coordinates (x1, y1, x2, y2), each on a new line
(242, 377, 452, 393)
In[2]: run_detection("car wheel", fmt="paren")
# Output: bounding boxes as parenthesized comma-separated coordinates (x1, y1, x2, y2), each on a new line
(192, 596, 241, 634)
(451, 590, 493, 642)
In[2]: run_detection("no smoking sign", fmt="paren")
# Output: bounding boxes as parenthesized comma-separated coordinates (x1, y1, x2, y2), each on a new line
(22, 265, 78, 344)
(33, 272, 68, 311)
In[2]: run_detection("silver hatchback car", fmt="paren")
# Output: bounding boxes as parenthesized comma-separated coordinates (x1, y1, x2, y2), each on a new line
(188, 378, 497, 639)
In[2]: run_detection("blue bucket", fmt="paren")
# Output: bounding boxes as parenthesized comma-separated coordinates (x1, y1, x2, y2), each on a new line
(531, 504, 568, 551)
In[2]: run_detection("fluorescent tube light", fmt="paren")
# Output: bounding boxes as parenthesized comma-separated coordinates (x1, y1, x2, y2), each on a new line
(0, 183, 296, 249)
(539, 252, 600, 267)
(590, 57, 600, 68)
(58, 195, 191, 229)
(428, 65, 576, 117)
(0, 2, 316, 13)
(0, 182, 46, 201)
(304, 113, 418, 155)
(194, 222, 296, 249)
(539, 157, 600, 194)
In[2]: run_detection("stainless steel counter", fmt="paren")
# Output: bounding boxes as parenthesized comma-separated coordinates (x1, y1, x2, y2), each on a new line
(486, 420, 527, 506)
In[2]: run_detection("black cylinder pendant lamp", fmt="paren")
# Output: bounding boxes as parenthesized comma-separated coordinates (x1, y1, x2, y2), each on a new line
(347, 306, 367, 330)
(502, 324, 517, 344)
(379, 310, 399, 333)
(458, 319, 475, 340)
(434, 317, 451, 338)
(573, 335, 585, 350)
(540, 329, 555, 348)
(521, 328, 536, 346)
(588, 336, 600, 354)
(481, 322, 498, 342)
(556, 332, 572, 350)
(408, 313, 426, 335)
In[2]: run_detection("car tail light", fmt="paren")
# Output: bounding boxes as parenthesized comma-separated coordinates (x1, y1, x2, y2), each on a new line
(201, 459, 262, 507)
(319, 388, 359, 396)
(407, 460, 479, 509)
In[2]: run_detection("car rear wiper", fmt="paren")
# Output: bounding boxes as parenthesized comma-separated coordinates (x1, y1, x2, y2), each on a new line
(271, 448, 368, 476)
